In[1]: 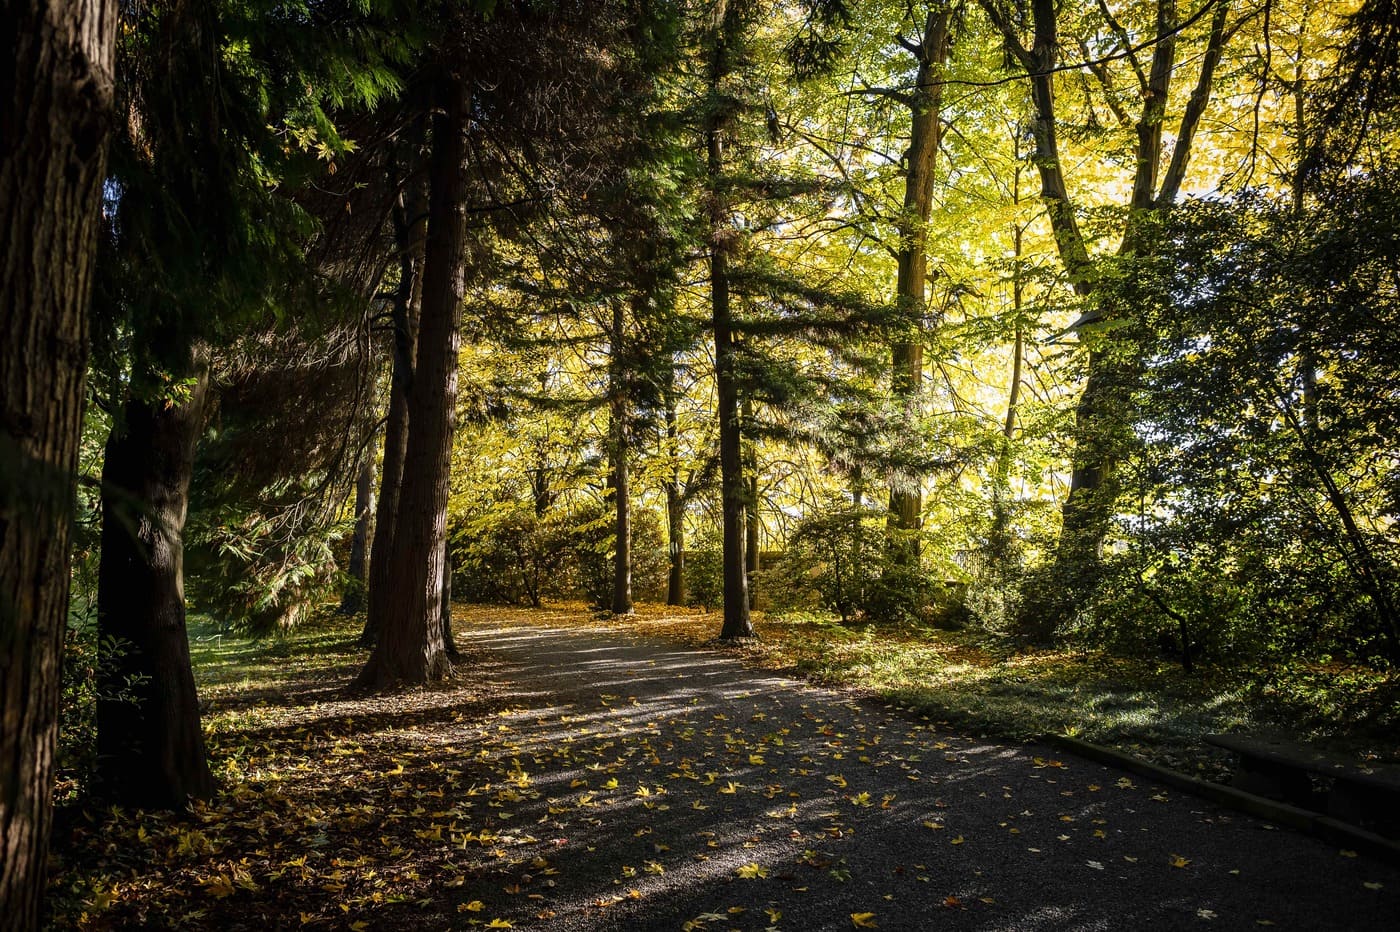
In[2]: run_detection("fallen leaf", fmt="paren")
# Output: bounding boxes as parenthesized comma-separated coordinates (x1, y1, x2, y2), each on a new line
(851, 912, 878, 928)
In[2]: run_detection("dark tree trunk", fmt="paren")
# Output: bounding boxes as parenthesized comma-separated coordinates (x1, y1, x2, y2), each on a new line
(610, 301, 634, 615)
(356, 75, 469, 689)
(887, 7, 952, 565)
(339, 445, 376, 615)
(362, 178, 426, 648)
(610, 419, 634, 615)
(96, 342, 215, 809)
(440, 542, 459, 657)
(705, 1, 752, 639)
(742, 397, 760, 587)
(666, 484, 685, 606)
(663, 381, 686, 606)
(0, 3, 115, 925)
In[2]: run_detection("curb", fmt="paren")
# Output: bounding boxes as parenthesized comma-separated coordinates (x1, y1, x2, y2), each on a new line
(1046, 734, 1400, 866)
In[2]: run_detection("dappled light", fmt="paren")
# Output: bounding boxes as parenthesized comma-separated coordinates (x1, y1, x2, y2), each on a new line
(45, 609, 1400, 929)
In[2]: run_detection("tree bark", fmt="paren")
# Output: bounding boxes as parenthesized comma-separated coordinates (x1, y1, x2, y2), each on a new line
(663, 379, 686, 606)
(705, 0, 753, 639)
(0, 2, 116, 925)
(887, 7, 953, 563)
(96, 342, 216, 809)
(440, 543, 458, 657)
(362, 177, 426, 648)
(356, 75, 469, 689)
(610, 300, 634, 615)
(742, 396, 760, 585)
(339, 443, 376, 615)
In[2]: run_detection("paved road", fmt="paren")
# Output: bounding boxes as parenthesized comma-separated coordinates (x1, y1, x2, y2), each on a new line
(446, 624, 1399, 931)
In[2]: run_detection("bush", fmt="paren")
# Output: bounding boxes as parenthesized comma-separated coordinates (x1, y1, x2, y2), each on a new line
(685, 532, 725, 612)
(771, 500, 950, 625)
(566, 501, 669, 609)
(450, 505, 571, 607)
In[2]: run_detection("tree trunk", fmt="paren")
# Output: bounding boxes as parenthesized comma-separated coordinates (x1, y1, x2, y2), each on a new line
(664, 381, 686, 606)
(96, 342, 215, 809)
(339, 444, 376, 615)
(610, 301, 634, 615)
(666, 482, 686, 606)
(706, 1, 753, 639)
(887, 7, 953, 564)
(362, 177, 426, 648)
(440, 543, 459, 657)
(356, 75, 469, 689)
(0, 3, 115, 925)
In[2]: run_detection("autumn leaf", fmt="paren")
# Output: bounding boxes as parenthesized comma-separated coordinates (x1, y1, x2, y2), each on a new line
(736, 862, 769, 879)
(461, 900, 486, 912)
(851, 912, 878, 928)
(1170, 855, 1191, 869)
(486, 919, 514, 929)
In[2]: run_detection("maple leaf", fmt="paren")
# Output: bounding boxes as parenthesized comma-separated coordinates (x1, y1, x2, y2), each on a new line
(1170, 855, 1190, 869)
(462, 901, 486, 912)
(486, 920, 514, 928)
(851, 911, 878, 927)
(736, 862, 769, 879)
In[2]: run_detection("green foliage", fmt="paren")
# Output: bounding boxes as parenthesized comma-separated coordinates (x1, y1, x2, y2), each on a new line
(769, 499, 950, 625)
(57, 623, 149, 797)
(1088, 177, 1400, 667)
(566, 501, 669, 609)
(450, 506, 572, 608)
(769, 501, 884, 621)
(684, 532, 726, 613)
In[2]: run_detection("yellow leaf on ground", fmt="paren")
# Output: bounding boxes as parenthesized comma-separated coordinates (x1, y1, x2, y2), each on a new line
(851, 911, 878, 928)
(736, 862, 769, 879)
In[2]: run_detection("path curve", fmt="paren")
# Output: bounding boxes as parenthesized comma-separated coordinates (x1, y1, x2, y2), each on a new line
(446, 623, 1399, 931)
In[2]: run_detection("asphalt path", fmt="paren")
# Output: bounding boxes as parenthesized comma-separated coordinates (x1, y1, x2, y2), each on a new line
(449, 623, 1400, 931)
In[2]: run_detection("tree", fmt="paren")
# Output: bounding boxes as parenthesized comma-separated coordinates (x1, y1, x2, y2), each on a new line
(356, 73, 468, 688)
(94, 0, 404, 800)
(0, 2, 117, 924)
(703, 0, 759, 638)
(883, 3, 954, 562)
(975, 0, 1235, 637)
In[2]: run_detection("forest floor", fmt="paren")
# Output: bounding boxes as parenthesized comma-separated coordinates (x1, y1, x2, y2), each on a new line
(47, 603, 1400, 930)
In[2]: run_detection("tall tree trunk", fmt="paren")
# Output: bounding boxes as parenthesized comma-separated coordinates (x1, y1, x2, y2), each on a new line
(741, 396, 760, 611)
(887, 6, 953, 564)
(610, 301, 634, 615)
(356, 75, 469, 689)
(663, 379, 686, 606)
(0, 3, 115, 925)
(706, 0, 753, 639)
(339, 442, 376, 615)
(96, 342, 215, 809)
(440, 543, 458, 657)
(362, 177, 426, 648)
